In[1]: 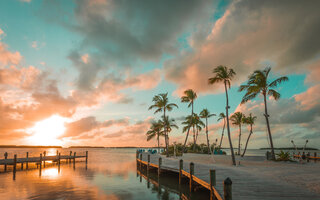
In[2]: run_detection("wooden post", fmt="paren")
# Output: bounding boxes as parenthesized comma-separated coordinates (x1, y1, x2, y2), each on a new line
(224, 177, 232, 200)
(13, 154, 17, 180)
(136, 150, 139, 159)
(315, 152, 317, 163)
(69, 151, 72, 163)
(302, 151, 305, 160)
(86, 151, 88, 164)
(13, 154, 17, 173)
(307, 152, 310, 162)
(179, 159, 183, 184)
(58, 153, 61, 166)
(21, 162, 23, 170)
(43, 151, 46, 168)
(147, 154, 150, 173)
(210, 169, 216, 200)
(189, 162, 194, 192)
(26, 152, 29, 170)
(139, 154, 142, 169)
(39, 153, 42, 169)
(73, 152, 76, 165)
(158, 157, 162, 177)
(4, 152, 8, 172)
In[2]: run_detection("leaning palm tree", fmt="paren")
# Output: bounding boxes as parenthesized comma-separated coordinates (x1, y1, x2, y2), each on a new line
(181, 89, 197, 153)
(182, 113, 204, 152)
(146, 120, 163, 153)
(160, 116, 178, 149)
(149, 93, 178, 157)
(200, 108, 216, 154)
(194, 114, 205, 150)
(217, 112, 226, 148)
(208, 65, 236, 165)
(241, 113, 257, 157)
(239, 67, 288, 160)
(230, 112, 245, 155)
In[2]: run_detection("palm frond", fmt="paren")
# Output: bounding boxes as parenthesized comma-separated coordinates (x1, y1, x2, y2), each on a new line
(268, 89, 280, 100)
(269, 76, 288, 88)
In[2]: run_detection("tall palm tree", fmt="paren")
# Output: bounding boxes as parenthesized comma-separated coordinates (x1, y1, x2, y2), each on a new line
(149, 93, 178, 157)
(239, 67, 288, 160)
(230, 112, 245, 155)
(200, 108, 216, 154)
(208, 65, 236, 165)
(146, 120, 163, 153)
(160, 116, 178, 149)
(181, 89, 197, 153)
(217, 112, 226, 148)
(241, 113, 257, 157)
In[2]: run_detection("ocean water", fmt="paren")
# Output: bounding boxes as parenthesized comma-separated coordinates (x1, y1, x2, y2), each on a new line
(0, 148, 209, 200)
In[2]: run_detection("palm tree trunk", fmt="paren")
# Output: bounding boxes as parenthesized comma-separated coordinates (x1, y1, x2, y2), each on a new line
(157, 132, 160, 153)
(182, 102, 194, 154)
(225, 81, 236, 165)
(241, 124, 252, 157)
(263, 94, 275, 160)
(238, 124, 241, 155)
(182, 126, 191, 153)
(193, 125, 196, 151)
(219, 119, 225, 148)
(163, 109, 169, 157)
(206, 118, 210, 154)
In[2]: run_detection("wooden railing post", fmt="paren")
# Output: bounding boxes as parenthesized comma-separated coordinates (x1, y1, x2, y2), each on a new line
(86, 151, 88, 164)
(69, 151, 72, 163)
(136, 150, 139, 159)
(13, 154, 17, 173)
(58, 152, 61, 166)
(224, 177, 232, 200)
(43, 151, 46, 168)
(210, 169, 216, 200)
(39, 153, 42, 169)
(26, 152, 29, 170)
(179, 159, 183, 185)
(315, 152, 317, 163)
(73, 152, 76, 165)
(13, 154, 17, 180)
(158, 157, 162, 177)
(189, 162, 194, 192)
(307, 152, 310, 162)
(4, 152, 8, 172)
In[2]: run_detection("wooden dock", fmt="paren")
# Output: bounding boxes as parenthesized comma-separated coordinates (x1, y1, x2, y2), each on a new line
(0, 151, 88, 179)
(137, 152, 320, 200)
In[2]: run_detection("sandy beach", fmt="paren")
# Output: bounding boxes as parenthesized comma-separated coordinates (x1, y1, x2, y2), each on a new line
(178, 153, 320, 196)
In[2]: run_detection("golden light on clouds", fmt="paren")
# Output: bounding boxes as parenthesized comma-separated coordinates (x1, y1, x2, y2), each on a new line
(27, 115, 67, 146)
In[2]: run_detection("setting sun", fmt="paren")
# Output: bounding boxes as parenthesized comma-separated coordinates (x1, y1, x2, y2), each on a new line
(27, 115, 67, 146)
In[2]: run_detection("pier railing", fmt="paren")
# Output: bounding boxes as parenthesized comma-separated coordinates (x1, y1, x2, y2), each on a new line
(136, 151, 232, 200)
(293, 151, 319, 162)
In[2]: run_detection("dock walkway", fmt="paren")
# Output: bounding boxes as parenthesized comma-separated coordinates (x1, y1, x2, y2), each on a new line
(139, 153, 320, 200)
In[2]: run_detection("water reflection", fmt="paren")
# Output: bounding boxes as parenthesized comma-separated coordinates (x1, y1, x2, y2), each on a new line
(0, 148, 208, 200)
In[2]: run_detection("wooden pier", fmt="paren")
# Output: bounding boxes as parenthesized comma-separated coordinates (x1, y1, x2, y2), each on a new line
(137, 152, 320, 200)
(137, 151, 225, 200)
(0, 151, 88, 179)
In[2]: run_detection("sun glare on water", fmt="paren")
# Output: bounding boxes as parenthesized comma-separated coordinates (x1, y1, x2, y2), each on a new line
(27, 115, 67, 146)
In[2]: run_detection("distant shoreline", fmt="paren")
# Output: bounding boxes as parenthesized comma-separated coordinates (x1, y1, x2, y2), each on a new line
(260, 147, 319, 150)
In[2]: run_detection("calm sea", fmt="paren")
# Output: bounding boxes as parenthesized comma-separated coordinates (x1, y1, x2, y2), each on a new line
(0, 148, 210, 200)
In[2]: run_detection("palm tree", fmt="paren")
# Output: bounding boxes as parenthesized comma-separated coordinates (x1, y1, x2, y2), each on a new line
(160, 116, 178, 150)
(208, 65, 236, 165)
(200, 108, 216, 154)
(230, 112, 245, 155)
(239, 67, 288, 160)
(181, 89, 197, 153)
(149, 93, 178, 157)
(182, 114, 204, 152)
(194, 114, 205, 150)
(217, 112, 226, 148)
(146, 120, 163, 153)
(241, 113, 257, 157)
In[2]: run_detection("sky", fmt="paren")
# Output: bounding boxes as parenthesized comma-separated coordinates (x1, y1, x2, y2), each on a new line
(0, 0, 319, 149)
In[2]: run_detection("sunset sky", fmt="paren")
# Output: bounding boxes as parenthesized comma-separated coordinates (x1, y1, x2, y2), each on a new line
(0, 0, 319, 148)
